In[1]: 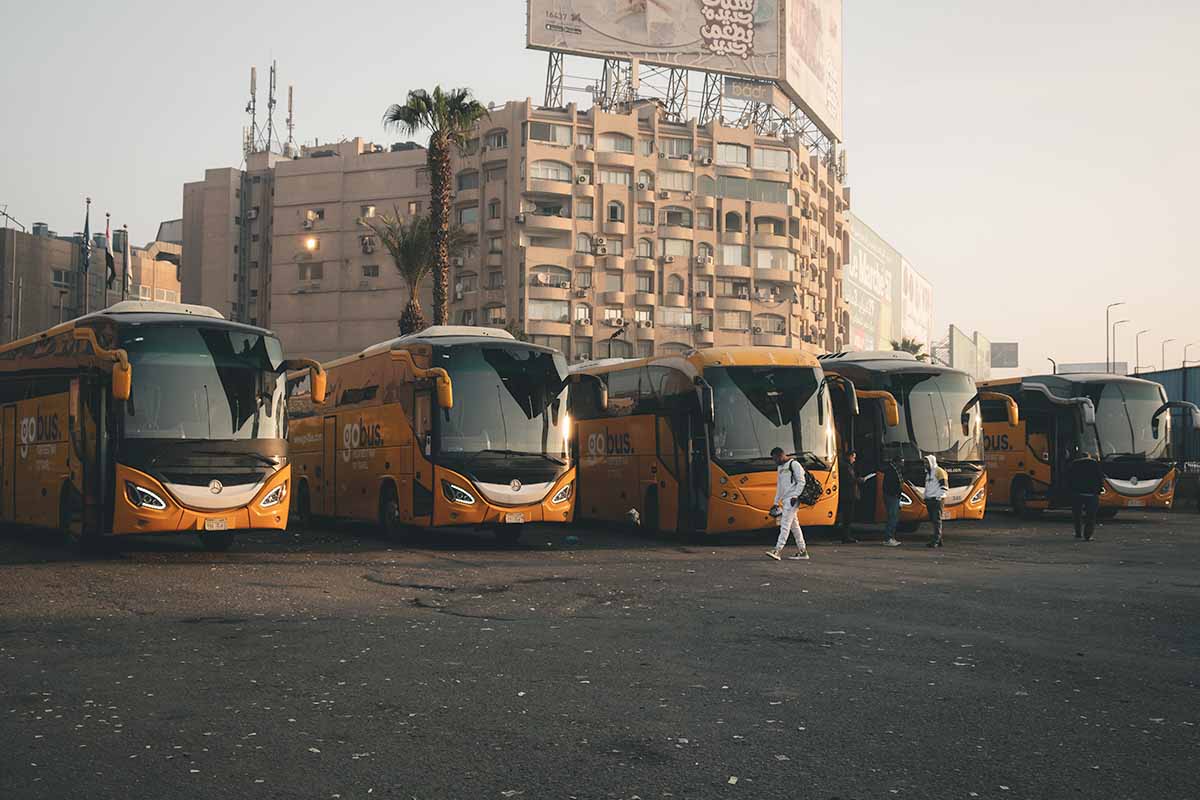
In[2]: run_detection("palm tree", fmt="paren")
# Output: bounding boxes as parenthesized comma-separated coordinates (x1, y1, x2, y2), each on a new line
(361, 209, 475, 335)
(891, 337, 928, 362)
(383, 87, 488, 326)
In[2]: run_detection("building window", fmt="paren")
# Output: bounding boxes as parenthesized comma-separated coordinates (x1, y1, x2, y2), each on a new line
(576, 199, 593, 220)
(634, 308, 653, 324)
(604, 272, 623, 292)
(658, 171, 693, 192)
(637, 238, 653, 258)
(598, 169, 632, 186)
(576, 234, 592, 253)
(717, 278, 750, 298)
(659, 308, 693, 328)
(305, 208, 325, 223)
(635, 274, 654, 293)
(526, 121, 572, 145)
(602, 306, 622, 322)
(51, 269, 74, 288)
(660, 238, 692, 258)
(485, 129, 508, 149)
(575, 304, 593, 323)
(575, 270, 592, 288)
(487, 199, 501, 219)
(697, 175, 716, 197)
(360, 205, 376, 219)
(457, 273, 479, 293)
(666, 274, 685, 295)
(138, 285, 152, 300)
(362, 264, 380, 278)
(576, 339, 593, 360)
(695, 276, 713, 296)
(606, 201, 625, 222)
(663, 138, 693, 158)
(488, 236, 504, 254)
(530, 265, 570, 287)
(696, 209, 713, 230)
(755, 315, 787, 335)
(457, 206, 479, 225)
(577, 131, 593, 148)
(719, 310, 751, 330)
(637, 204, 654, 225)
(660, 207, 692, 228)
(753, 148, 791, 172)
(638, 138, 654, 156)
(485, 306, 506, 324)
(697, 242, 714, 260)
(459, 309, 477, 325)
(696, 311, 713, 331)
(298, 262, 324, 281)
(408, 200, 421, 215)
(486, 270, 504, 289)
(716, 143, 749, 167)
(415, 170, 430, 188)
(462, 137, 480, 156)
(724, 211, 743, 232)
(485, 165, 507, 182)
(637, 170, 654, 189)
(530, 160, 572, 182)
(598, 133, 634, 153)
(528, 299, 569, 323)
(606, 238, 623, 256)
(750, 179, 789, 204)
(720, 244, 749, 266)
(754, 248, 795, 271)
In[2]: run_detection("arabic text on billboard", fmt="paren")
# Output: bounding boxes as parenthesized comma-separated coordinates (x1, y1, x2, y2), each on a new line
(783, 0, 843, 140)
(846, 214, 898, 351)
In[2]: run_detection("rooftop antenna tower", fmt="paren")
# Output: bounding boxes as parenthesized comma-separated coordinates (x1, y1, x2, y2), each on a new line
(284, 84, 299, 158)
(265, 60, 280, 153)
(243, 65, 259, 160)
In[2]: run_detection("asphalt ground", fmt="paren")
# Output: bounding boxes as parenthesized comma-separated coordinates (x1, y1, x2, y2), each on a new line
(1, 510, 1197, 800)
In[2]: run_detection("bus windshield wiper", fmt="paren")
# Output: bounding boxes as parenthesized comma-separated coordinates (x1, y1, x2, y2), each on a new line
(475, 448, 566, 465)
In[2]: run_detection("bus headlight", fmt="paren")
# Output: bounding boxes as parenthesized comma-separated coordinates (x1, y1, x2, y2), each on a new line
(551, 483, 573, 505)
(898, 492, 912, 507)
(125, 481, 167, 510)
(970, 487, 985, 504)
(441, 481, 476, 505)
(1158, 478, 1173, 495)
(259, 482, 288, 508)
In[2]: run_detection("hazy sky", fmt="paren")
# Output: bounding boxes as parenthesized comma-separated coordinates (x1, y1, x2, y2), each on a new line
(1, 0, 1195, 373)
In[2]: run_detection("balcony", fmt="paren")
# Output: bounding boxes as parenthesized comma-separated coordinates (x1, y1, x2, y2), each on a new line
(573, 181, 595, 198)
(752, 232, 790, 250)
(456, 187, 480, 205)
(692, 293, 715, 310)
(486, 252, 504, 267)
(634, 322, 656, 341)
(574, 252, 595, 268)
(526, 177, 574, 196)
(716, 264, 753, 280)
(600, 290, 626, 305)
(601, 219, 627, 237)
(595, 150, 636, 168)
(634, 257, 656, 273)
(716, 295, 752, 312)
(658, 225, 693, 240)
(697, 328, 715, 345)
(755, 267, 794, 284)
(663, 293, 689, 308)
(694, 194, 715, 209)
(574, 145, 595, 164)
(528, 284, 571, 301)
(485, 216, 505, 232)
(527, 319, 573, 337)
(720, 230, 746, 245)
(634, 292, 656, 306)
(524, 212, 574, 232)
(523, 245, 571, 267)
(693, 256, 716, 275)
(481, 288, 506, 306)
(635, 187, 656, 204)
(573, 320, 594, 338)
(600, 254, 626, 271)
(753, 331, 790, 348)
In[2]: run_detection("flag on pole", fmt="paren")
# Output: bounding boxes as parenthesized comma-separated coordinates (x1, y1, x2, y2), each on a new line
(80, 200, 92, 277)
(104, 214, 116, 289)
(122, 225, 133, 300)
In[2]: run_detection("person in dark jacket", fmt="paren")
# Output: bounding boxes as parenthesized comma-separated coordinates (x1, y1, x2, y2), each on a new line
(1067, 449, 1106, 541)
(880, 458, 904, 547)
(836, 451, 862, 543)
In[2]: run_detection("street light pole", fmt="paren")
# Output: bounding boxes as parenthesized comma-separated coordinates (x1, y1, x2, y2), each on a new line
(1134, 329, 1150, 374)
(1111, 319, 1129, 374)
(1, 206, 27, 342)
(1185, 342, 1200, 369)
(1162, 338, 1176, 374)
(1105, 301, 1124, 373)
(1046, 356, 1057, 374)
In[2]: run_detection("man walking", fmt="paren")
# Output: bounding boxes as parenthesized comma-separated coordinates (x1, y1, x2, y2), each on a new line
(1067, 449, 1105, 541)
(836, 450, 861, 543)
(881, 457, 904, 547)
(766, 447, 809, 561)
(924, 454, 948, 548)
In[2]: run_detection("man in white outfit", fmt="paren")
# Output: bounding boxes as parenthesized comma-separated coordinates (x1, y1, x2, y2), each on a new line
(766, 446, 810, 561)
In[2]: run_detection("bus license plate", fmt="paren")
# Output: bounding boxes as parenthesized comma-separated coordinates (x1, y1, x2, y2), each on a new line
(504, 512, 526, 524)
(204, 518, 228, 531)
(1127, 500, 1145, 508)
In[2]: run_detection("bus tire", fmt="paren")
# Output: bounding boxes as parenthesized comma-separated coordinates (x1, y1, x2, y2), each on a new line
(379, 482, 406, 540)
(290, 480, 312, 532)
(1010, 480, 1039, 518)
(494, 525, 522, 545)
(199, 533, 235, 552)
(642, 488, 660, 537)
(60, 485, 103, 555)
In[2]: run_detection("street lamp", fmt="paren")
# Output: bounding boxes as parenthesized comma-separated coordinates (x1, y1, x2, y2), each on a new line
(1105, 301, 1125, 373)
(1162, 338, 1176, 373)
(1185, 342, 1200, 369)
(1046, 356, 1057, 374)
(1111, 319, 1129, 373)
(1134, 329, 1150, 374)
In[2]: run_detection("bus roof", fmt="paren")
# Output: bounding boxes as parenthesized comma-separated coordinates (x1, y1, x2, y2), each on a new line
(819, 350, 967, 376)
(980, 373, 1162, 389)
(571, 346, 820, 378)
(320, 325, 552, 371)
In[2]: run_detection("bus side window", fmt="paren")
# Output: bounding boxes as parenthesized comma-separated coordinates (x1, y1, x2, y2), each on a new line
(656, 415, 678, 478)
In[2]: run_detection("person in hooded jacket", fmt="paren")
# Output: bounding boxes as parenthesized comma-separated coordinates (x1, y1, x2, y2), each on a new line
(923, 454, 949, 548)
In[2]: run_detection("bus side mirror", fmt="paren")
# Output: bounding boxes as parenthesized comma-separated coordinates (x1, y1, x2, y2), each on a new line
(310, 367, 327, 405)
(112, 362, 131, 401)
(961, 411, 971, 437)
(698, 382, 715, 425)
(435, 376, 453, 410)
(817, 379, 826, 426)
(1080, 400, 1096, 426)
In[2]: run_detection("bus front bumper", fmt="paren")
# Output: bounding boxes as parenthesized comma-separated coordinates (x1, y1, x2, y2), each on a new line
(1100, 472, 1175, 510)
(112, 464, 291, 536)
(432, 467, 576, 527)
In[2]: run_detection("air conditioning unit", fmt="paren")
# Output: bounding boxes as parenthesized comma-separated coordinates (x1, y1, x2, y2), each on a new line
(361, 236, 377, 254)
(683, 192, 692, 200)
(593, 236, 606, 245)
(702, 256, 714, 266)
(701, 157, 713, 166)
(575, 288, 587, 297)
(636, 182, 647, 190)
(664, 255, 675, 264)
(694, 290, 708, 298)
(594, 246, 608, 255)
(558, 280, 572, 289)
(494, 317, 508, 326)
(575, 318, 590, 327)
(577, 174, 590, 184)
(302, 219, 314, 230)
(737, 292, 750, 300)
(455, 289, 464, 300)
(247, 208, 259, 220)
(658, 190, 670, 199)
(753, 326, 764, 334)
(451, 256, 464, 267)
(640, 320, 654, 329)
(515, 214, 526, 223)
(657, 151, 667, 158)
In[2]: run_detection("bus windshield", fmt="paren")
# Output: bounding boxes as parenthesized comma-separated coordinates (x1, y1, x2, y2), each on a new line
(438, 344, 569, 462)
(706, 366, 829, 470)
(884, 371, 981, 463)
(121, 325, 286, 440)
(1078, 381, 1169, 461)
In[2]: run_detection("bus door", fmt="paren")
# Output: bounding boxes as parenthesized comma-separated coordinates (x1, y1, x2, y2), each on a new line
(854, 401, 885, 522)
(1, 404, 14, 521)
(412, 388, 433, 521)
(322, 415, 337, 516)
(684, 411, 709, 532)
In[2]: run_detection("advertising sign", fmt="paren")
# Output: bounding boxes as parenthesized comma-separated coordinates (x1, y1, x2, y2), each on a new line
(846, 214, 898, 351)
(990, 342, 1019, 369)
(900, 258, 934, 358)
(949, 325, 977, 376)
(973, 331, 992, 381)
(527, 0, 843, 140)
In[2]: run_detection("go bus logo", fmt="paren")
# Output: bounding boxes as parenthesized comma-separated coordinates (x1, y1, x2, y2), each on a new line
(586, 428, 634, 457)
(19, 412, 60, 457)
(343, 418, 384, 450)
(985, 432, 1011, 451)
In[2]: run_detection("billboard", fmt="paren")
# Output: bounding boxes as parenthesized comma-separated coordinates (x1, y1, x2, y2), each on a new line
(973, 331, 992, 381)
(1060, 362, 1128, 375)
(527, 0, 843, 140)
(991, 342, 1019, 369)
(948, 325, 977, 376)
(900, 258, 934, 358)
(846, 214, 899, 351)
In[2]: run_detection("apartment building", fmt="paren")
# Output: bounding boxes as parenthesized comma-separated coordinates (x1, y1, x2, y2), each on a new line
(182, 99, 850, 362)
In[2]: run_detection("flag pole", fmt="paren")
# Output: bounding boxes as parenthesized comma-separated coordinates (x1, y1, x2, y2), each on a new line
(122, 224, 132, 300)
(81, 197, 92, 315)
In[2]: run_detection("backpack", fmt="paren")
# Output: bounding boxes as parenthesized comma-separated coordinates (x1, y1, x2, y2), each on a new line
(789, 460, 823, 507)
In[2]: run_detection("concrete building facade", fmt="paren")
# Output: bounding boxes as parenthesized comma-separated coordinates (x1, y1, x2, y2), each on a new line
(0, 226, 181, 343)
(183, 99, 851, 363)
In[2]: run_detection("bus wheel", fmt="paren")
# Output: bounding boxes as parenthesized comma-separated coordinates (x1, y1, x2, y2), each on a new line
(60, 487, 103, 554)
(379, 483, 406, 540)
(642, 489, 660, 537)
(199, 533, 235, 552)
(494, 525, 522, 545)
(290, 481, 312, 532)
(1011, 480, 1039, 518)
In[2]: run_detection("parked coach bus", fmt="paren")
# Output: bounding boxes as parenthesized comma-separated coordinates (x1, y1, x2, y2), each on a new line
(0, 301, 324, 551)
(286, 326, 574, 543)
(980, 373, 1199, 515)
(568, 347, 842, 537)
(819, 351, 1017, 531)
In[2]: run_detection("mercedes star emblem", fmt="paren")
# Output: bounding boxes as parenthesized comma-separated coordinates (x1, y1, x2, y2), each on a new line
(510, 479, 522, 492)
(209, 479, 224, 494)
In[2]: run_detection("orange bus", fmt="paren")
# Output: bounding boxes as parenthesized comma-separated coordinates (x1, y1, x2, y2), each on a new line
(568, 347, 843, 537)
(820, 351, 1017, 531)
(980, 373, 1199, 515)
(0, 301, 324, 551)
(287, 326, 574, 543)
